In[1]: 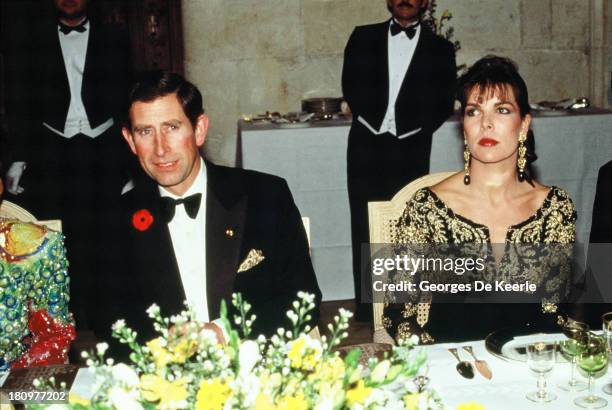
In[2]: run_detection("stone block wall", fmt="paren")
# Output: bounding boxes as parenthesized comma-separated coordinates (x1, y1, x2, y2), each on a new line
(183, 0, 610, 165)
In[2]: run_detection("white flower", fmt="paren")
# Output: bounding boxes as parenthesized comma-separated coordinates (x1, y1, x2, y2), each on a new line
(111, 363, 140, 388)
(43, 405, 70, 410)
(108, 387, 144, 410)
(96, 342, 109, 356)
(232, 373, 260, 407)
(370, 360, 391, 384)
(238, 340, 260, 376)
(313, 398, 334, 410)
(112, 319, 126, 331)
(146, 304, 160, 318)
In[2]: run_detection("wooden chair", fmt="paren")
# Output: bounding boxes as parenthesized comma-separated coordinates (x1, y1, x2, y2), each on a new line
(0, 200, 62, 231)
(368, 171, 455, 344)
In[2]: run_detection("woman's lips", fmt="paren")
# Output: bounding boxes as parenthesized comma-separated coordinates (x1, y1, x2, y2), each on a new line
(478, 138, 499, 147)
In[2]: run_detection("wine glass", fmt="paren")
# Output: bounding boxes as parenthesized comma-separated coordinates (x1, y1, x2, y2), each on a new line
(526, 341, 556, 403)
(602, 312, 612, 395)
(558, 320, 589, 391)
(575, 333, 609, 409)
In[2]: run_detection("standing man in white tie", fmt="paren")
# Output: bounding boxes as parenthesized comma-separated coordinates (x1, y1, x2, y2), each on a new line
(2, 0, 132, 330)
(342, 0, 456, 320)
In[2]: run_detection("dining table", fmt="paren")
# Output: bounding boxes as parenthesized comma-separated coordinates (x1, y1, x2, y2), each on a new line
(422, 334, 611, 410)
(2, 333, 608, 409)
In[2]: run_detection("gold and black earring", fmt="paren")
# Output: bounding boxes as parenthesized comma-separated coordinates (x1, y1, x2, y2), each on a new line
(463, 136, 471, 185)
(517, 130, 527, 182)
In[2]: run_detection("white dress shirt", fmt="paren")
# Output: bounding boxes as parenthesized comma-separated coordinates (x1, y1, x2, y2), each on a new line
(44, 20, 114, 138)
(159, 158, 209, 322)
(359, 20, 421, 139)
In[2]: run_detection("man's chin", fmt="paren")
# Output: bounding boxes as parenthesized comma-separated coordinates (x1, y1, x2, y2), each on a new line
(57, 10, 86, 21)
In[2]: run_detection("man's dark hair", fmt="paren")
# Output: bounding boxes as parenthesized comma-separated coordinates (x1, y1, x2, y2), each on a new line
(125, 71, 204, 128)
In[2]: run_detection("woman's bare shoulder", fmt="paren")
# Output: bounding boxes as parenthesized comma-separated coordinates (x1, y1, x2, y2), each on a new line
(429, 172, 465, 202)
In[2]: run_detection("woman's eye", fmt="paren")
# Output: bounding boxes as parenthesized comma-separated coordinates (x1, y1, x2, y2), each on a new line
(497, 106, 511, 114)
(465, 108, 479, 117)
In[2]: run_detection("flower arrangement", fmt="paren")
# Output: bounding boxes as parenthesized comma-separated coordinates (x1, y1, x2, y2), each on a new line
(422, 0, 463, 71)
(31, 293, 444, 410)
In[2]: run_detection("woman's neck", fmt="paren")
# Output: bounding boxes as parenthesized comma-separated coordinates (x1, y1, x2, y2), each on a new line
(468, 159, 522, 203)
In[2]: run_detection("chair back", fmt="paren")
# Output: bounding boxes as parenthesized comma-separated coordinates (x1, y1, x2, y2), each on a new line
(367, 171, 455, 343)
(0, 200, 62, 231)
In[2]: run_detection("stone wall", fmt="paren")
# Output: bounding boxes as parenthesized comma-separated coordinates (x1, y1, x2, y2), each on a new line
(183, 0, 610, 165)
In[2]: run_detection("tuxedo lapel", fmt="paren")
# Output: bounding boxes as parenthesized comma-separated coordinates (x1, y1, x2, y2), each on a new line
(82, 21, 96, 100)
(42, 24, 70, 129)
(377, 20, 391, 111)
(129, 181, 186, 316)
(397, 27, 431, 99)
(205, 162, 247, 319)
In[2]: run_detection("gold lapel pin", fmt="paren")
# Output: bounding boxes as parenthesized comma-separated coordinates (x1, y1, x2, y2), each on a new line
(225, 228, 234, 238)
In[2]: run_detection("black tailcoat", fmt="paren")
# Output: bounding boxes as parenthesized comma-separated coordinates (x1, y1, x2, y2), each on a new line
(341, 20, 456, 318)
(2, 17, 132, 329)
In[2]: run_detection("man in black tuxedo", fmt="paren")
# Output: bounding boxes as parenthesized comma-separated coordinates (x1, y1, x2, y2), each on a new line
(2, 0, 131, 329)
(580, 160, 612, 326)
(342, 0, 456, 320)
(95, 72, 321, 351)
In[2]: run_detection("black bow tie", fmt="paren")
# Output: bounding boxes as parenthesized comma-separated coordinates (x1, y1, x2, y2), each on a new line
(390, 22, 419, 39)
(160, 193, 202, 222)
(58, 19, 88, 35)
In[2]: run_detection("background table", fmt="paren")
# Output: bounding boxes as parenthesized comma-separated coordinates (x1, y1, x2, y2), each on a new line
(238, 111, 612, 301)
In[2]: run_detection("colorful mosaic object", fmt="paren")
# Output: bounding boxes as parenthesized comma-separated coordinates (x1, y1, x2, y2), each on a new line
(0, 219, 73, 368)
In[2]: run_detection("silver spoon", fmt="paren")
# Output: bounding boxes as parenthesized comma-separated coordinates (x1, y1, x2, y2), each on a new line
(448, 347, 475, 379)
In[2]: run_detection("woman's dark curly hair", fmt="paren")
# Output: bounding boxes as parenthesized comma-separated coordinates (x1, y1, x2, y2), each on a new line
(456, 55, 537, 184)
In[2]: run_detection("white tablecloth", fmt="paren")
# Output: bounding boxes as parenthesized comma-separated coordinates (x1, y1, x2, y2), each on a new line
(423, 334, 611, 409)
(239, 111, 612, 301)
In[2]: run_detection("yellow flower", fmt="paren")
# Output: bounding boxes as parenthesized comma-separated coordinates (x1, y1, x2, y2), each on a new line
(146, 337, 174, 369)
(172, 338, 198, 363)
(346, 380, 372, 406)
(277, 394, 308, 410)
(254, 393, 276, 410)
(68, 393, 90, 406)
(403, 393, 421, 410)
(195, 378, 232, 410)
(308, 357, 345, 385)
(456, 402, 485, 410)
(140, 374, 189, 409)
(287, 336, 322, 371)
(288, 337, 306, 368)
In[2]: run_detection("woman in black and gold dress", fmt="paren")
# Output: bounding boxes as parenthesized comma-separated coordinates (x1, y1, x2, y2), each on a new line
(383, 56, 577, 344)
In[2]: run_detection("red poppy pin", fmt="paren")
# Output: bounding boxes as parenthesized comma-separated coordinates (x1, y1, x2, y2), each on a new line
(132, 209, 154, 231)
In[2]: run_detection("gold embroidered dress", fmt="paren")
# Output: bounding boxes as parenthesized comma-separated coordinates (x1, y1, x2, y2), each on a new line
(383, 186, 577, 343)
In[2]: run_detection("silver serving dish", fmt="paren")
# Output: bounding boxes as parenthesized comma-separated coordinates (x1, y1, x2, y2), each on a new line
(301, 97, 343, 119)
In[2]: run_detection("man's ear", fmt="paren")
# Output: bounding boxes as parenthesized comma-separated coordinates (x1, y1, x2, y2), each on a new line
(194, 114, 209, 148)
(121, 127, 138, 155)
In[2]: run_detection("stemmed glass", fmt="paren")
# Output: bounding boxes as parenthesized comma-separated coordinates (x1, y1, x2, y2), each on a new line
(558, 320, 589, 391)
(602, 312, 612, 395)
(526, 341, 557, 403)
(575, 333, 609, 409)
